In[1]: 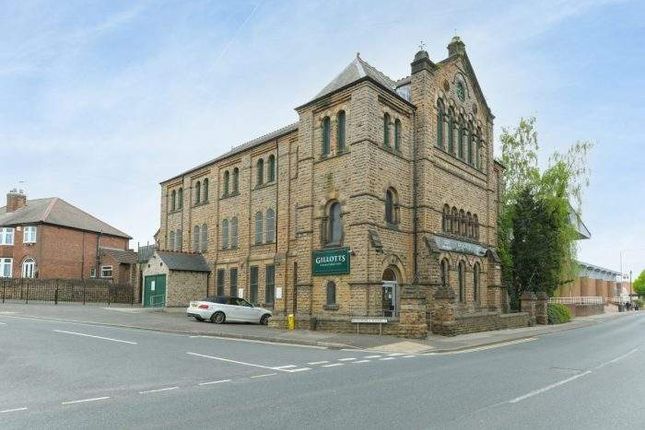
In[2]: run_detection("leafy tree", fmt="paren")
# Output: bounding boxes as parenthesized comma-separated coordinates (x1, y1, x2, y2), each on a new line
(634, 270, 645, 297)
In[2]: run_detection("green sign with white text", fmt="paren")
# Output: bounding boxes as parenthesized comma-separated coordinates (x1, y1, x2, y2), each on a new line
(312, 248, 350, 276)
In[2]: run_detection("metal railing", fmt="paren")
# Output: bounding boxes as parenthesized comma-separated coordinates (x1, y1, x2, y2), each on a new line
(549, 296, 604, 305)
(1, 278, 135, 306)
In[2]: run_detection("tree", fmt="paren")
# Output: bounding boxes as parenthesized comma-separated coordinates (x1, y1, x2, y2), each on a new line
(634, 270, 645, 297)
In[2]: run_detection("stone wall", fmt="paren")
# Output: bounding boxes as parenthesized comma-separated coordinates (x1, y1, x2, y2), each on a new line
(563, 303, 604, 317)
(434, 312, 531, 336)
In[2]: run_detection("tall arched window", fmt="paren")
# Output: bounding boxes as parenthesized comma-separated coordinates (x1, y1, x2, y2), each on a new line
(193, 225, 201, 252)
(22, 258, 36, 278)
(177, 188, 183, 209)
(223, 171, 230, 196)
(473, 263, 481, 303)
(474, 214, 480, 240)
(436, 99, 445, 148)
(467, 212, 473, 238)
(266, 209, 275, 243)
(448, 108, 455, 154)
(175, 229, 182, 251)
(442, 204, 451, 232)
(385, 188, 398, 225)
(201, 223, 208, 251)
(202, 178, 209, 202)
(328, 202, 342, 245)
(195, 181, 201, 205)
(222, 219, 229, 249)
(458, 261, 466, 302)
(459, 115, 466, 159)
(451, 207, 459, 234)
(337, 111, 346, 152)
(326, 280, 336, 306)
(468, 125, 475, 165)
(394, 119, 402, 151)
(169, 230, 175, 250)
(170, 190, 176, 211)
(230, 217, 238, 248)
(322, 116, 331, 156)
(268, 155, 276, 182)
(232, 168, 239, 194)
(467, 121, 474, 162)
(477, 126, 483, 169)
(459, 209, 466, 236)
(383, 113, 391, 147)
(255, 211, 263, 245)
(256, 159, 264, 186)
(440, 258, 450, 287)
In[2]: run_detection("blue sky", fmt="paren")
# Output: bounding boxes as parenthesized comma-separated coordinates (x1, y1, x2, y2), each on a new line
(1, 0, 643, 278)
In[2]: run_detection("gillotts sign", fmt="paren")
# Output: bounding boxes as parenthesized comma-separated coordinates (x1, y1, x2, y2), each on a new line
(312, 248, 350, 276)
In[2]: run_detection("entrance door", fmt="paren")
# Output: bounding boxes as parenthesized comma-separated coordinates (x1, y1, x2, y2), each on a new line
(144, 275, 166, 308)
(382, 267, 399, 317)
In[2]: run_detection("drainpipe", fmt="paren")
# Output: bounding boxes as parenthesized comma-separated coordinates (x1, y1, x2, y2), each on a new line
(412, 110, 419, 284)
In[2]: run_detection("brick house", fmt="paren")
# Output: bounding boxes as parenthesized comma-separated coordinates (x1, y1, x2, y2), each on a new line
(157, 37, 529, 336)
(0, 189, 134, 283)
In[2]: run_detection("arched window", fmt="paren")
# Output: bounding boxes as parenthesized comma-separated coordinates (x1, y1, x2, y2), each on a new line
(170, 190, 176, 211)
(322, 116, 331, 156)
(467, 121, 474, 162)
(193, 225, 201, 252)
(177, 188, 183, 209)
(385, 188, 399, 225)
(458, 261, 466, 302)
(232, 168, 239, 194)
(383, 113, 391, 147)
(458, 115, 466, 159)
(202, 178, 209, 202)
(175, 229, 182, 251)
(477, 126, 483, 169)
(256, 159, 264, 186)
(459, 209, 466, 236)
(468, 124, 475, 165)
(467, 212, 473, 238)
(195, 181, 201, 205)
(440, 258, 450, 287)
(266, 209, 276, 243)
(328, 202, 342, 245)
(222, 219, 229, 249)
(201, 223, 208, 251)
(442, 204, 451, 232)
(473, 263, 481, 303)
(230, 217, 238, 248)
(474, 214, 479, 240)
(448, 108, 455, 154)
(451, 207, 459, 234)
(436, 99, 445, 148)
(326, 280, 336, 306)
(337, 111, 346, 152)
(394, 119, 402, 151)
(255, 211, 263, 245)
(223, 171, 230, 196)
(268, 155, 276, 182)
(169, 230, 175, 250)
(22, 258, 35, 278)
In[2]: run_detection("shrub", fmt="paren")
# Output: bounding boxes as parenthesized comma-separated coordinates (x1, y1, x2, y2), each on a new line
(635, 299, 644, 309)
(547, 303, 572, 324)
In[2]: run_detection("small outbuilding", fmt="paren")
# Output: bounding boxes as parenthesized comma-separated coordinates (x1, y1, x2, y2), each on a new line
(141, 250, 210, 307)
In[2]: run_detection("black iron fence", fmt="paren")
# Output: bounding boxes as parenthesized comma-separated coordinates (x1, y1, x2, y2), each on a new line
(0, 278, 135, 306)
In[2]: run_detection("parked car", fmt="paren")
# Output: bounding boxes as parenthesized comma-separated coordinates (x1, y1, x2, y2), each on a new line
(187, 296, 272, 325)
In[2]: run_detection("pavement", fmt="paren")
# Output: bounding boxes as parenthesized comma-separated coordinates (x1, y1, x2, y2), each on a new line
(0, 305, 644, 429)
(0, 302, 638, 353)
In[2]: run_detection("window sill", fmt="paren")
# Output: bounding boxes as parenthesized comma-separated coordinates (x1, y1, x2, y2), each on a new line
(254, 181, 276, 191)
(317, 150, 350, 163)
(220, 246, 239, 251)
(193, 201, 209, 208)
(168, 209, 182, 215)
(220, 192, 240, 200)
(252, 241, 276, 247)
(385, 222, 400, 230)
(323, 304, 339, 311)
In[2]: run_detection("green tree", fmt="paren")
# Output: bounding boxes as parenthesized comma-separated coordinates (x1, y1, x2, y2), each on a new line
(634, 270, 645, 297)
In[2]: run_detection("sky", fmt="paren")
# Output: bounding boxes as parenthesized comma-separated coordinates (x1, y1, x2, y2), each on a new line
(1, 0, 643, 278)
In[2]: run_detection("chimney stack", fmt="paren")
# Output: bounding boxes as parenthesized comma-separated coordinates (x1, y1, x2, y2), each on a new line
(6, 189, 27, 213)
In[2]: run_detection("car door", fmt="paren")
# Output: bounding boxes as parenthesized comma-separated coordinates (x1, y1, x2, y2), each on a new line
(225, 297, 243, 322)
(236, 298, 258, 322)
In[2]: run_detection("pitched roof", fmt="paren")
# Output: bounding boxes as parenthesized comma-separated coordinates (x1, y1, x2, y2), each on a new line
(0, 197, 130, 239)
(100, 247, 138, 264)
(157, 251, 210, 272)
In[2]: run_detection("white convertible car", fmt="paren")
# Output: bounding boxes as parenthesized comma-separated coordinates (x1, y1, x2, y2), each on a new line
(187, 296, 272, 325)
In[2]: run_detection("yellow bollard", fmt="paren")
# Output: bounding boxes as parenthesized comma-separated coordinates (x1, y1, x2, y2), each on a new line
(287, 314, 295, 330)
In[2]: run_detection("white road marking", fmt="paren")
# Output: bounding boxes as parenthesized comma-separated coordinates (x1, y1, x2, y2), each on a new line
(139, 386, 179, 394)
(322, 363, 344, 368)
(379, 357, 396, 361)
(0, 407, 27, 414)
(273, 365, 297, 369)
(425, 338, 537, 356)
(595, 347, 640, 369)
(189, 335, 327, 350)
(338, 357, 356, 361)
(288, 367, 311, 372)
(363, 355, 382, 359)
(402, 355, 416, 358)
(387, 353, 405, 356)
(352, 360, 370, 364)
(307, 361, 329, 365)
(250, 373, 277, 379)
(0, 322, 7, 325)
(341, 348, 361, 351)
(508, 371, 592, 404)
(62, 396, 110, 405)
(198, 379, 232, 386)
(53, 330, 137, 345)
(187, 352, 292, 373)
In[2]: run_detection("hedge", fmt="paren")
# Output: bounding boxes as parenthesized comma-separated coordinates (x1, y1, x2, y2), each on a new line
(547, 303, 572, 324)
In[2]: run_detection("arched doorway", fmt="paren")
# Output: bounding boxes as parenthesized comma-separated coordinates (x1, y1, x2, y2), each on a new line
(382, 267, 399, 317)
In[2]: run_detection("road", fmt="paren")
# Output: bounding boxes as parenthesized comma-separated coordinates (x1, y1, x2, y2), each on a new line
(0, 310, 643, 429)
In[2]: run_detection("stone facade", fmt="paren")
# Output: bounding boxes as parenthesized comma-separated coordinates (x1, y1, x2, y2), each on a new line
(157, 37, 517, 336)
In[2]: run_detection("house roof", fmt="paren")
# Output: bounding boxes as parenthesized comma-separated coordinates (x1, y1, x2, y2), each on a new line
(100, 247, 138, 265)
(0, 197, 131, 239)
(157, 251, 210, 272)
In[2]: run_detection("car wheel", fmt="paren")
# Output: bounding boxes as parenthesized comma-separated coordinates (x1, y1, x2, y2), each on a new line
(260, 314, 270, 326)
(211, 312, 226, 324)
(194, 316, 204, 322)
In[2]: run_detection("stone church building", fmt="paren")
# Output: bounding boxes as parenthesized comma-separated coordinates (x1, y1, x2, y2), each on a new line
(157, 37, 530, 337)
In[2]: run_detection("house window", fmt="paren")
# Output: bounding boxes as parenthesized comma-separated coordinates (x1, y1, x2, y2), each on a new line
(327, 202, 342, 245)
(193, 225, 201, 252)
(23, 226, 37, 244)
(473, 263, 481, 303)
(201, 223, 208, 251)
(232, 168, 239, 194)
(383, 113, 391, 147)
(1, 227, 14, 245)
(458, 261, 465, 303)
(216, 269, 226, 296)
(222, 219, 229, 249)
(90, 267, 96, 278)
(177, 188, 183, 209)
(326, 280, 336, 306)
(256, 159, 264, 186)
(249, 266, 259, 304)
(394, 119, 402, 151)
(101, 265, 113, 278)
(268, 155, 276, 182)
(265, 265, 275, 305)
(440, 258, 450, 287)
(265, 209, 275, 243)
(0, 258, 13, 277)
(230, 268, 238, 297)
(22, 258, 35, 278)
(230, 217, 238, 248)
(436, 99, 445, 148)
(337, 111, 346, 152)
(223, 171, 230, 196)
(195, 181, 201, 205)
(202, 178, 209, 202)
(322, 116, 331, 156)
(385, 188, 399, 225)
(170, 190, 176, 211)
(255, 211, 263, 245)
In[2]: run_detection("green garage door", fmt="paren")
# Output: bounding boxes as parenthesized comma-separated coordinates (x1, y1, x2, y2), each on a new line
(143, 275, 166, 308)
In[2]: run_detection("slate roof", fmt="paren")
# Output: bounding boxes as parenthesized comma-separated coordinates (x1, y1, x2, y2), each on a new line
(100, 247, 138, 264)
(157, 251, 210, 272)
(0, 197, 130, 239)
(137, 244, 156, 263)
